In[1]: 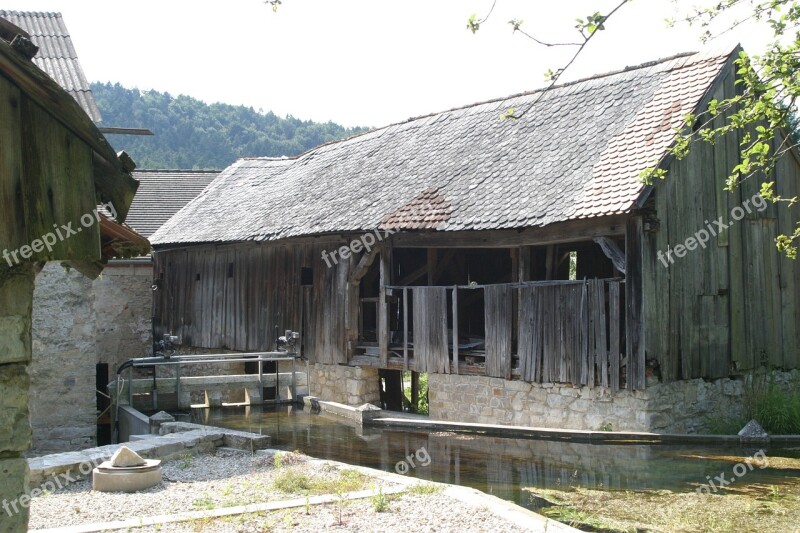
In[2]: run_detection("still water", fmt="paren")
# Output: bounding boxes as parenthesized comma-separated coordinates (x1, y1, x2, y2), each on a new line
(189, 405, 800, 511)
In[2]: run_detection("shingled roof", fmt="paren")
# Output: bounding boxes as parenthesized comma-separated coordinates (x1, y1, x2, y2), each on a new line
(124, 170, 220, 238)
(0, 10, 101, 121)
(151, 48, 736, 247)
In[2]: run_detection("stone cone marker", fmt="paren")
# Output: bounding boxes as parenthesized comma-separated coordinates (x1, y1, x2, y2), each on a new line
(93, 446, 162, 493)
(110, 446, 147, 467)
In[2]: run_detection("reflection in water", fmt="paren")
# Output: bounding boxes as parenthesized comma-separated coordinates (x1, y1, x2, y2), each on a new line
(190, 405, 800, 511)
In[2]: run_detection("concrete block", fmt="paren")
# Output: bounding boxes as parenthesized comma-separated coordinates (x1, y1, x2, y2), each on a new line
(0, 364, 30, 452)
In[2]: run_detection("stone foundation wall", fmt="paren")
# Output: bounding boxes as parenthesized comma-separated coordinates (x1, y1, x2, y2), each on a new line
(29, 264, 97, 455)
(93, 261, 153, 374)
(428, 369, 800, 433)
(428, 374, 650, 432)
(309, 363, 380, 406)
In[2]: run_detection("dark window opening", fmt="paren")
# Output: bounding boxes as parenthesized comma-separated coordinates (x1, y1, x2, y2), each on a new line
(300, 267, 313, 286)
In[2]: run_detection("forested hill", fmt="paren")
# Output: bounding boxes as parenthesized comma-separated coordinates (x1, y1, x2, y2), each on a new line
(91, 82, 369, 170)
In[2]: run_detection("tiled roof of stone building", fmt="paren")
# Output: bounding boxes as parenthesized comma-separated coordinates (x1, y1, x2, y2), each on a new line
(151, 48, 736, 246)
(0, 10, 101, 121)
(125, 170, 220, 238)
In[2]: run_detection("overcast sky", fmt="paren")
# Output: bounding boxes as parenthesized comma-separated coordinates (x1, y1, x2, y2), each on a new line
(3, 0, 773, 127)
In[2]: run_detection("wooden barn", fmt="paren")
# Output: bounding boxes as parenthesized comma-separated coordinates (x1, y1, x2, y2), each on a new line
(150, 46, 800, 433)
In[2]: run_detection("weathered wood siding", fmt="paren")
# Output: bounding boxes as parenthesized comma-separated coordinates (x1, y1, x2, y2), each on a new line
(0, 73, 99, 261)
(484, 285, 513, 379)
(517, 280, 624, 389)
(643, 58, 800, 381)
(411, 286, 450, 374)
(153, 241, 351, 364)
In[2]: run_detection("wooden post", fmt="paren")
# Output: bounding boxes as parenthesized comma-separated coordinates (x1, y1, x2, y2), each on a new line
(427, 248, 438, 285)
(378, 247, 391, 366)
(410, 372, 419, 411)
(625, 216, 645, 389)
(545, 245, 555, 280)
(403, 287, 409, 370)
(452, 286, 459, 374)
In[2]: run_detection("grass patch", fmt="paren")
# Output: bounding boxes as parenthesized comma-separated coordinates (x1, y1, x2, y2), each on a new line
(703, 370, 800, 434)
(191, 494, 216, 511)
(529, 480, 800, 533)
(271, 467, 369, 496)
(406, 482, 442, 495)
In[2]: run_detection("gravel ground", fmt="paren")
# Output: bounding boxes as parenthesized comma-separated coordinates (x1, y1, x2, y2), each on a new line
(28, 449, 533, 532)
(129, 492, 532, 532)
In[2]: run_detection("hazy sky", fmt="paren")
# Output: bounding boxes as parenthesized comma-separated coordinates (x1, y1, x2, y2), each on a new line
(3, 1, 772, 127)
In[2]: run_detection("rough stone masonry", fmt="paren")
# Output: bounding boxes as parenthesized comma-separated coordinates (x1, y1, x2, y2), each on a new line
(0, 264, 35, 533)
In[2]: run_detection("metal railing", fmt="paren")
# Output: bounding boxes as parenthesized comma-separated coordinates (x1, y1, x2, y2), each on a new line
(114, 351, 301, 425)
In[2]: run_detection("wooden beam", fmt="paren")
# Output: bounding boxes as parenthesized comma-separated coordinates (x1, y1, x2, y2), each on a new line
(427, 248, 437, 285)
(625, 216, 645, 390)
(452, 286, 459, 374)
(593, 236, 626, 274)
(97, 127, 154, 136)
(403, 287, 409, 370)
(378, 247, 392, 366)
(431, 249, 456, 283)
(396, 264, 427, 286)
(545, 245, 555, 280)
(389, 215, 627, 248)
(349, 244, 380, 285)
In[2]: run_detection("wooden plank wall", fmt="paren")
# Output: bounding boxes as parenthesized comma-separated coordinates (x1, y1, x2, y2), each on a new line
(642, 58, 800, 381)
(484, 285, 513, 379)
(412, 286, 450, 374)
(153, 242, 351, 364)
(0, 74, 99, 261)
(516, 280, 626, 389)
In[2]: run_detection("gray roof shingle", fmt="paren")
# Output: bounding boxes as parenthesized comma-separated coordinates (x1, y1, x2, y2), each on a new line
(151, 48, 734, 246)
(0, 10, 101, 121)
(125, 170, 220, 238)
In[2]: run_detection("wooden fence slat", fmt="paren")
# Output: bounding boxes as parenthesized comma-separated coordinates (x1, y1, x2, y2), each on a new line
(587, 280, 596, 388)
(403, 287, 409, 370)
(609, 281, 621, 391)
(412, 287, 450, 374)
(485, 285, 513, 379)
(452, 287, 459, 374)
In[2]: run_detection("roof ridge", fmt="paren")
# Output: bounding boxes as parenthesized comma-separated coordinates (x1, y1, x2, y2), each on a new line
(133, 169, 221, 173)
(256, 47, 734, 165)
(0, 10, 62, 17)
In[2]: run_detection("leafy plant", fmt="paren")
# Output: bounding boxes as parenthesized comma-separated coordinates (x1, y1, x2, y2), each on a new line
(407, 483, 441, 495)
(177, 453, 195, 470)
(749, 378, 800, 434)
(371, 485, 390, 513)
(271, 469, 314, 494)
(192, 494, 216, 511)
